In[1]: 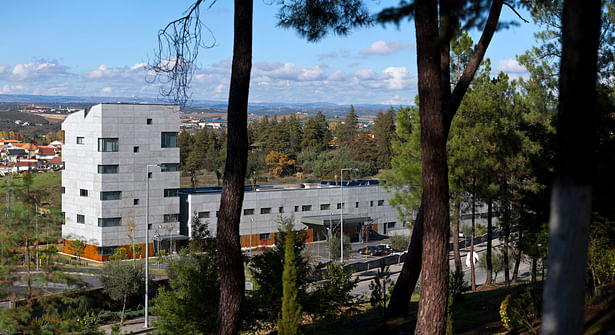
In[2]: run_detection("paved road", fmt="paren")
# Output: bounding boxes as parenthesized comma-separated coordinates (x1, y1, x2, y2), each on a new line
(349, 238, 532, 299)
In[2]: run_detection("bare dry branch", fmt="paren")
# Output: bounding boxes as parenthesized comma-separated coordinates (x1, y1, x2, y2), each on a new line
(147, 0, 217, 106)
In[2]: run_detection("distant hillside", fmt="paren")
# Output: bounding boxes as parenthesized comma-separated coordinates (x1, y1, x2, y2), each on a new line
(0, 94, 409, 117)
(0, 110, 60, 138)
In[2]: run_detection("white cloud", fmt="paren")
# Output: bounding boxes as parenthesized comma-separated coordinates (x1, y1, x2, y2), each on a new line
(101, 87, 112, 95)
(360, 40, 410, 56)
(253, 62, 327, 81)
(9, 59, 72, 81)
(384, 66, 410, 90)
(130, 62, 147, 71)
(496, 59, 527, 73)
(1, 84, 25, 94)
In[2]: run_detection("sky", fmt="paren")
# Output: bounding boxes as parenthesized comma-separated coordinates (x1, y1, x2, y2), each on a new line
(0, 1, 539, 105)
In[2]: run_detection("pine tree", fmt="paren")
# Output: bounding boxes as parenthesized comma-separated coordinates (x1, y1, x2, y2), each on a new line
(277, 221, 301, 335)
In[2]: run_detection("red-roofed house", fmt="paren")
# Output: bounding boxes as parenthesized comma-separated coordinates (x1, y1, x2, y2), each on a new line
(36, 146, 57, 160)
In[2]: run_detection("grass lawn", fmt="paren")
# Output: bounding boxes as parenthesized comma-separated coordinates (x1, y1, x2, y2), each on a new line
(0, 171, 62, 209)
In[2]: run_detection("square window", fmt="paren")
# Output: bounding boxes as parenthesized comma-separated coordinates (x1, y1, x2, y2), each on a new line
(77, 214, 85, 224)
(378, 200, 385, 206)
(147, 118, 152, 125)
(76, 137, 84, 144)
(337, 203, 345, 209)
(259, 233, 271, 241)
(260, 208, 271, 214)
(163, 188, 178, 197)
(320, 204, 330, 210)
(294, 206, 299, 212)
(355, 202, 359, 208)
(279, 207, 284, 213)
(134, 199, 139, 205)
(148, 224, 152, 230)
(301, 205, 312, 212)
(198, 211, 210, 218)
(62, 186, 65, 194)
(370, 201, 374, 207)
(133, 146, 139, 153)
(98, 138, 118, 152)
(243, 208, 255, 215)
(148, 172, 153, 179)
(80, 189, 88, 197)
(161, 132, 178, 148)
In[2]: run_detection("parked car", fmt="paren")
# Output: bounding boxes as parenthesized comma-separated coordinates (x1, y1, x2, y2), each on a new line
(358, 245, 391, 256)
(358, 246, 384, 256)
(377, 244, 393, 255)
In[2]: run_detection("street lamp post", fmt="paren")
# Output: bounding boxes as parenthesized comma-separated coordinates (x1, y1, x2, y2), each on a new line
(340, 168, 358, 263)
(145, 164, 159, 328)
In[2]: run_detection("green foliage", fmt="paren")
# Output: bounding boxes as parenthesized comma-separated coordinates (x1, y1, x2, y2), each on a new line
(249, 216, 316, 325)
(373, 108, 395, 169)
(311, 262, 358, 323)
(300, 111, 330, 153)
(109, 247, 128, 261)
(302, 147, 377, 179)
(478, 248, 505, 282)
(337, 106, 358, 146)
(99, 261, 144, 325)
(499, 287, 542, 334)
(278, 222, 301, 335)
(326, 234, 351, 261)
(389, 234, 410, 251)
(588, 216, 615, 286)
(381, 106, 422, 223)
(475, 223, 487, 236)
(152, 249, 219, 334)
(68, 239, 86, 264)
(369, 262, 393, 326)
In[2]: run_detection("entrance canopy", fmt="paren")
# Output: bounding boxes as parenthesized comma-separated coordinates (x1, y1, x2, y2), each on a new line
(300, 214, 371, 227)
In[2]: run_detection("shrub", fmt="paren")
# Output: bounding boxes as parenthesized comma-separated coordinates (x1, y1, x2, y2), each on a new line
(499, 287, 542, 334)
(390, 234, 410, 251)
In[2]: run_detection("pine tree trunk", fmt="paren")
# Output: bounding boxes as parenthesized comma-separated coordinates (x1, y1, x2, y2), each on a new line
(453, 197, 463, 296)
(531, 257, 537, 283)
(215, 1, 252, 334)
(541, 0, 600, 333)
(502, 183, 510, 286)
(414, 0, 450, 332)
(485, 200, 493, 285)
(121, 294, 126, 326)
(512, 229, 522, 284)
(470, 190, 476, 291)
(387, 201, 423, 317)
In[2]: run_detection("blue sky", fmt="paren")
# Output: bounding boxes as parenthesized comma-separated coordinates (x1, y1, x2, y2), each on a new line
(0, 1, 539, 105)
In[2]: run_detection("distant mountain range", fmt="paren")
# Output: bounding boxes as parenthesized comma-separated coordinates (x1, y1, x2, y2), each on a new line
(0, 94, 409, 116)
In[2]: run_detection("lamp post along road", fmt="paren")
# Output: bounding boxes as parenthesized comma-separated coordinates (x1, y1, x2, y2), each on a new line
(145, 164, 160, 328)
(340, 168, 358, 263)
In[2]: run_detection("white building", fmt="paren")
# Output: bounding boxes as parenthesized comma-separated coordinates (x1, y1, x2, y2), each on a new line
(61, 103, 180, 261)
(181, 181, 398, 249)
(61, 103, 400, 261)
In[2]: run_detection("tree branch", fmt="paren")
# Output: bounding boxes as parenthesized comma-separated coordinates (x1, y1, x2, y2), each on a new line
(504, 2, 529, 23)
(444, 0, 504, 131)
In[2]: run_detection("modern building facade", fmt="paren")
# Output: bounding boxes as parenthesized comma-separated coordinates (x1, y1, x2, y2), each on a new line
(61, 103, 400, 261)
(181, 181, 398, 250)
(61, 104, 180, 261)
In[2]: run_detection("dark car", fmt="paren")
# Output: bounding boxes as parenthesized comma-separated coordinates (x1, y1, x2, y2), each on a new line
(358, 245, 389, 256)
(377, 244, 393, 255)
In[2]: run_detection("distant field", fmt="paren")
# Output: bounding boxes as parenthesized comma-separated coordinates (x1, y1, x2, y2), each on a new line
(33, 112, 67, 123)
